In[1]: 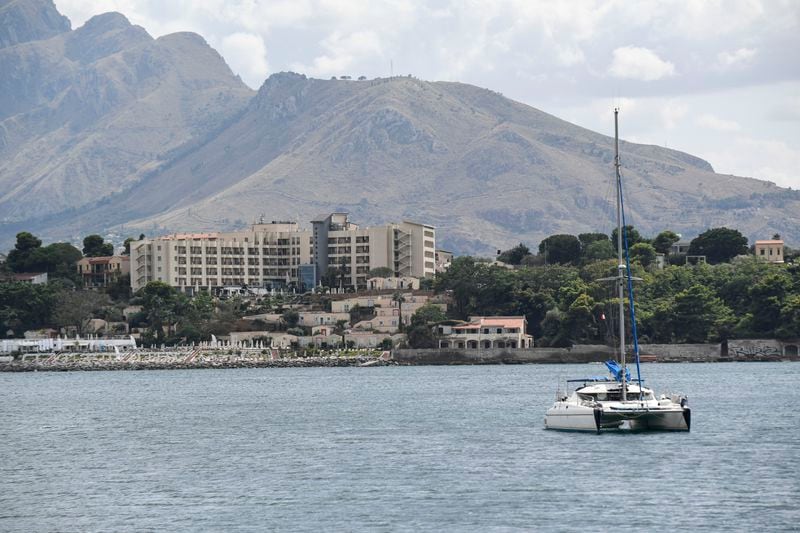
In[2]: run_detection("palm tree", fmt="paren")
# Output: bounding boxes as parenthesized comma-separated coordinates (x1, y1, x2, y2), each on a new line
(392, 290, 406, 331)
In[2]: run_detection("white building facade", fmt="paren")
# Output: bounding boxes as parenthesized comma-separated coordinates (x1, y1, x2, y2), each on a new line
(130, 214, 435, 293)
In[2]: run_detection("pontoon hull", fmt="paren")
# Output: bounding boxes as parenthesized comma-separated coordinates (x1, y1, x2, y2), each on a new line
(545, 404, 690, 432)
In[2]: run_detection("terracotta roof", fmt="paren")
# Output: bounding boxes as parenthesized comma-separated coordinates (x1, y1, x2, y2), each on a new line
(453, 316, 527, 330)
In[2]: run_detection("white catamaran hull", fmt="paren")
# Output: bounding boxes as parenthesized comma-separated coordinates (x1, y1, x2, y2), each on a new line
(545, 403, 690, 432)
(544, 404, 620, 431)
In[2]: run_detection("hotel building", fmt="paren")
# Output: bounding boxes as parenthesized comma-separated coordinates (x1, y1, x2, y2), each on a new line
(130, 213, 435, 293)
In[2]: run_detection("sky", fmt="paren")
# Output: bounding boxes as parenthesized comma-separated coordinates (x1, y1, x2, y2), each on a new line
(55, 0, 800, 189)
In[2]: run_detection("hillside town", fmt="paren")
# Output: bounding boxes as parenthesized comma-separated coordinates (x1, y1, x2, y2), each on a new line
(1, 212, 799, 367)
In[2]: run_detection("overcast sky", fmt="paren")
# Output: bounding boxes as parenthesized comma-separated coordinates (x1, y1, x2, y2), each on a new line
(56, 0, 800, 189)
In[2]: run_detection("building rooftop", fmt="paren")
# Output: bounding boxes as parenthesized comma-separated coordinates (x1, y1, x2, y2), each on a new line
(454, 316, 527, 330)
(154, 232, 221, 240)
(80, 255, 129, 264)
(755, 240, 784, 245)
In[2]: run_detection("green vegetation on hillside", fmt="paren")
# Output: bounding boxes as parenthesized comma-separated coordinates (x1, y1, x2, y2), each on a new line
(434, 227, 799, 346)
(2, 226, 799, 347)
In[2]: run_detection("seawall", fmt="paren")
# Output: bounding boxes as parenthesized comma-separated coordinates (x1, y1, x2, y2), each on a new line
(394, 339, 800, 365)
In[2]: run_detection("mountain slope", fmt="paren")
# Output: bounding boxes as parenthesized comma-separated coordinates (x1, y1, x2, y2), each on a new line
(111, 73, 798, 253)
(0, 3, 254, 225)
(0, 0, 69, 49)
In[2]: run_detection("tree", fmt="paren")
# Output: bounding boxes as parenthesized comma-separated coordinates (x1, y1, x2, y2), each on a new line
(672, 285, 735, 342)
(776, 295, 800, 338)
(578, 233, 609, 249)
(583, 240, 615, 262)
(410, 304, 447, 327)
(6, 232, 43, 272)
(496, 243, 531, 265)
(281, 309, 300, 328)
(512, 289, 554, 338)
(6, 233, 81, 281)
(688, 227, 748, 264)
(652, 230, 680, 254)
(367, 266, 394, 278)
(746, 271, 793, 335)
(611, 225, 644, 251)
(629, 242, 657, 267)
(123, 237, 136, 255)
(406, 304, 447, 348)
(321, 265, 349, 289)
(107, 274, 132, 301)
(407, 324, 438, 348)
(538, 234, 581, 265)
(39, 243, 83, 280)
(392, 291, 406, 330)
(0, 282, 58, 337)
(561, 293, 597, 343)
(434, 256, 485, 319)
(82, 235, 114, 257)
(52, 290, 110, 335)
(138, 281, 190, 344)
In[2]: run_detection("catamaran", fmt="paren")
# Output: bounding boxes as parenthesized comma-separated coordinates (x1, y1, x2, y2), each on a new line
(543, 109, 690, 433)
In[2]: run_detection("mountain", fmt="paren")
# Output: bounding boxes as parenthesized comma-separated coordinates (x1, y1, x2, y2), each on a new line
(0, 1, 253, 229)
(0, 0, 69, 49)
(91, 73, 800, 253)
(1, 2, 798, 254)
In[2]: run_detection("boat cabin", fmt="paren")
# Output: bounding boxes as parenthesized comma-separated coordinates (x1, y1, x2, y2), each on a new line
(574, 382, 655, 402)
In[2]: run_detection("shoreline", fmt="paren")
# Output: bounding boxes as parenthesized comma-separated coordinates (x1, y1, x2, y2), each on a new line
(1, 352, 796, 372)
(2, 340, 797, 372)
(0, 355, 394, 372)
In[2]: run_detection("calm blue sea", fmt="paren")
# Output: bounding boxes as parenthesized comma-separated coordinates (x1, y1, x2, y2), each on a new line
(2, 363, 798, 532)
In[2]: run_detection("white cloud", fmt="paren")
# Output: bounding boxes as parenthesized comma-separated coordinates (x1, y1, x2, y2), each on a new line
(696, 113, 742, 132)
(661, 101, 689, 129)
(555, 45, 585, 67)
(706, 137, 800, 189)
(292, 30, 383, 78)
(219, 32, 270, 88)
(608, 46, 676, 81)
(767, 95, 800, 122)
(717, 47, 757, 69)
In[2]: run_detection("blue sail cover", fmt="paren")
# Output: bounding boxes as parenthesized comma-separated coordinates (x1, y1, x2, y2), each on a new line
(605, 360, 631, 382)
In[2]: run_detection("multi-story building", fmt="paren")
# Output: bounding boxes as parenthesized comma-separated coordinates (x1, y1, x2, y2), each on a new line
(130, 213, 435, 293)
(130, 221, 311, 294)
(77, 255, 130, 288)
(311, 213, 435, 289)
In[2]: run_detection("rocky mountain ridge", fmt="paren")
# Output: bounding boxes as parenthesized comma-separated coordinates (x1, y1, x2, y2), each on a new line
(0, 1, 253, 228)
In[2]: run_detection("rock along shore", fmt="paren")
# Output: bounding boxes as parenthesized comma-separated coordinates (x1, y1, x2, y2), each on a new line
(0, 355, 395, 372)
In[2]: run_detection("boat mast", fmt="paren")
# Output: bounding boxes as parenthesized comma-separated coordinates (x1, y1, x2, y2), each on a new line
(615, 108, 627, 402)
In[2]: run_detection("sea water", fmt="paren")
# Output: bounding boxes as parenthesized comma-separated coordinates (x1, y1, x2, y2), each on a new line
(2, 363, 798, 532)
